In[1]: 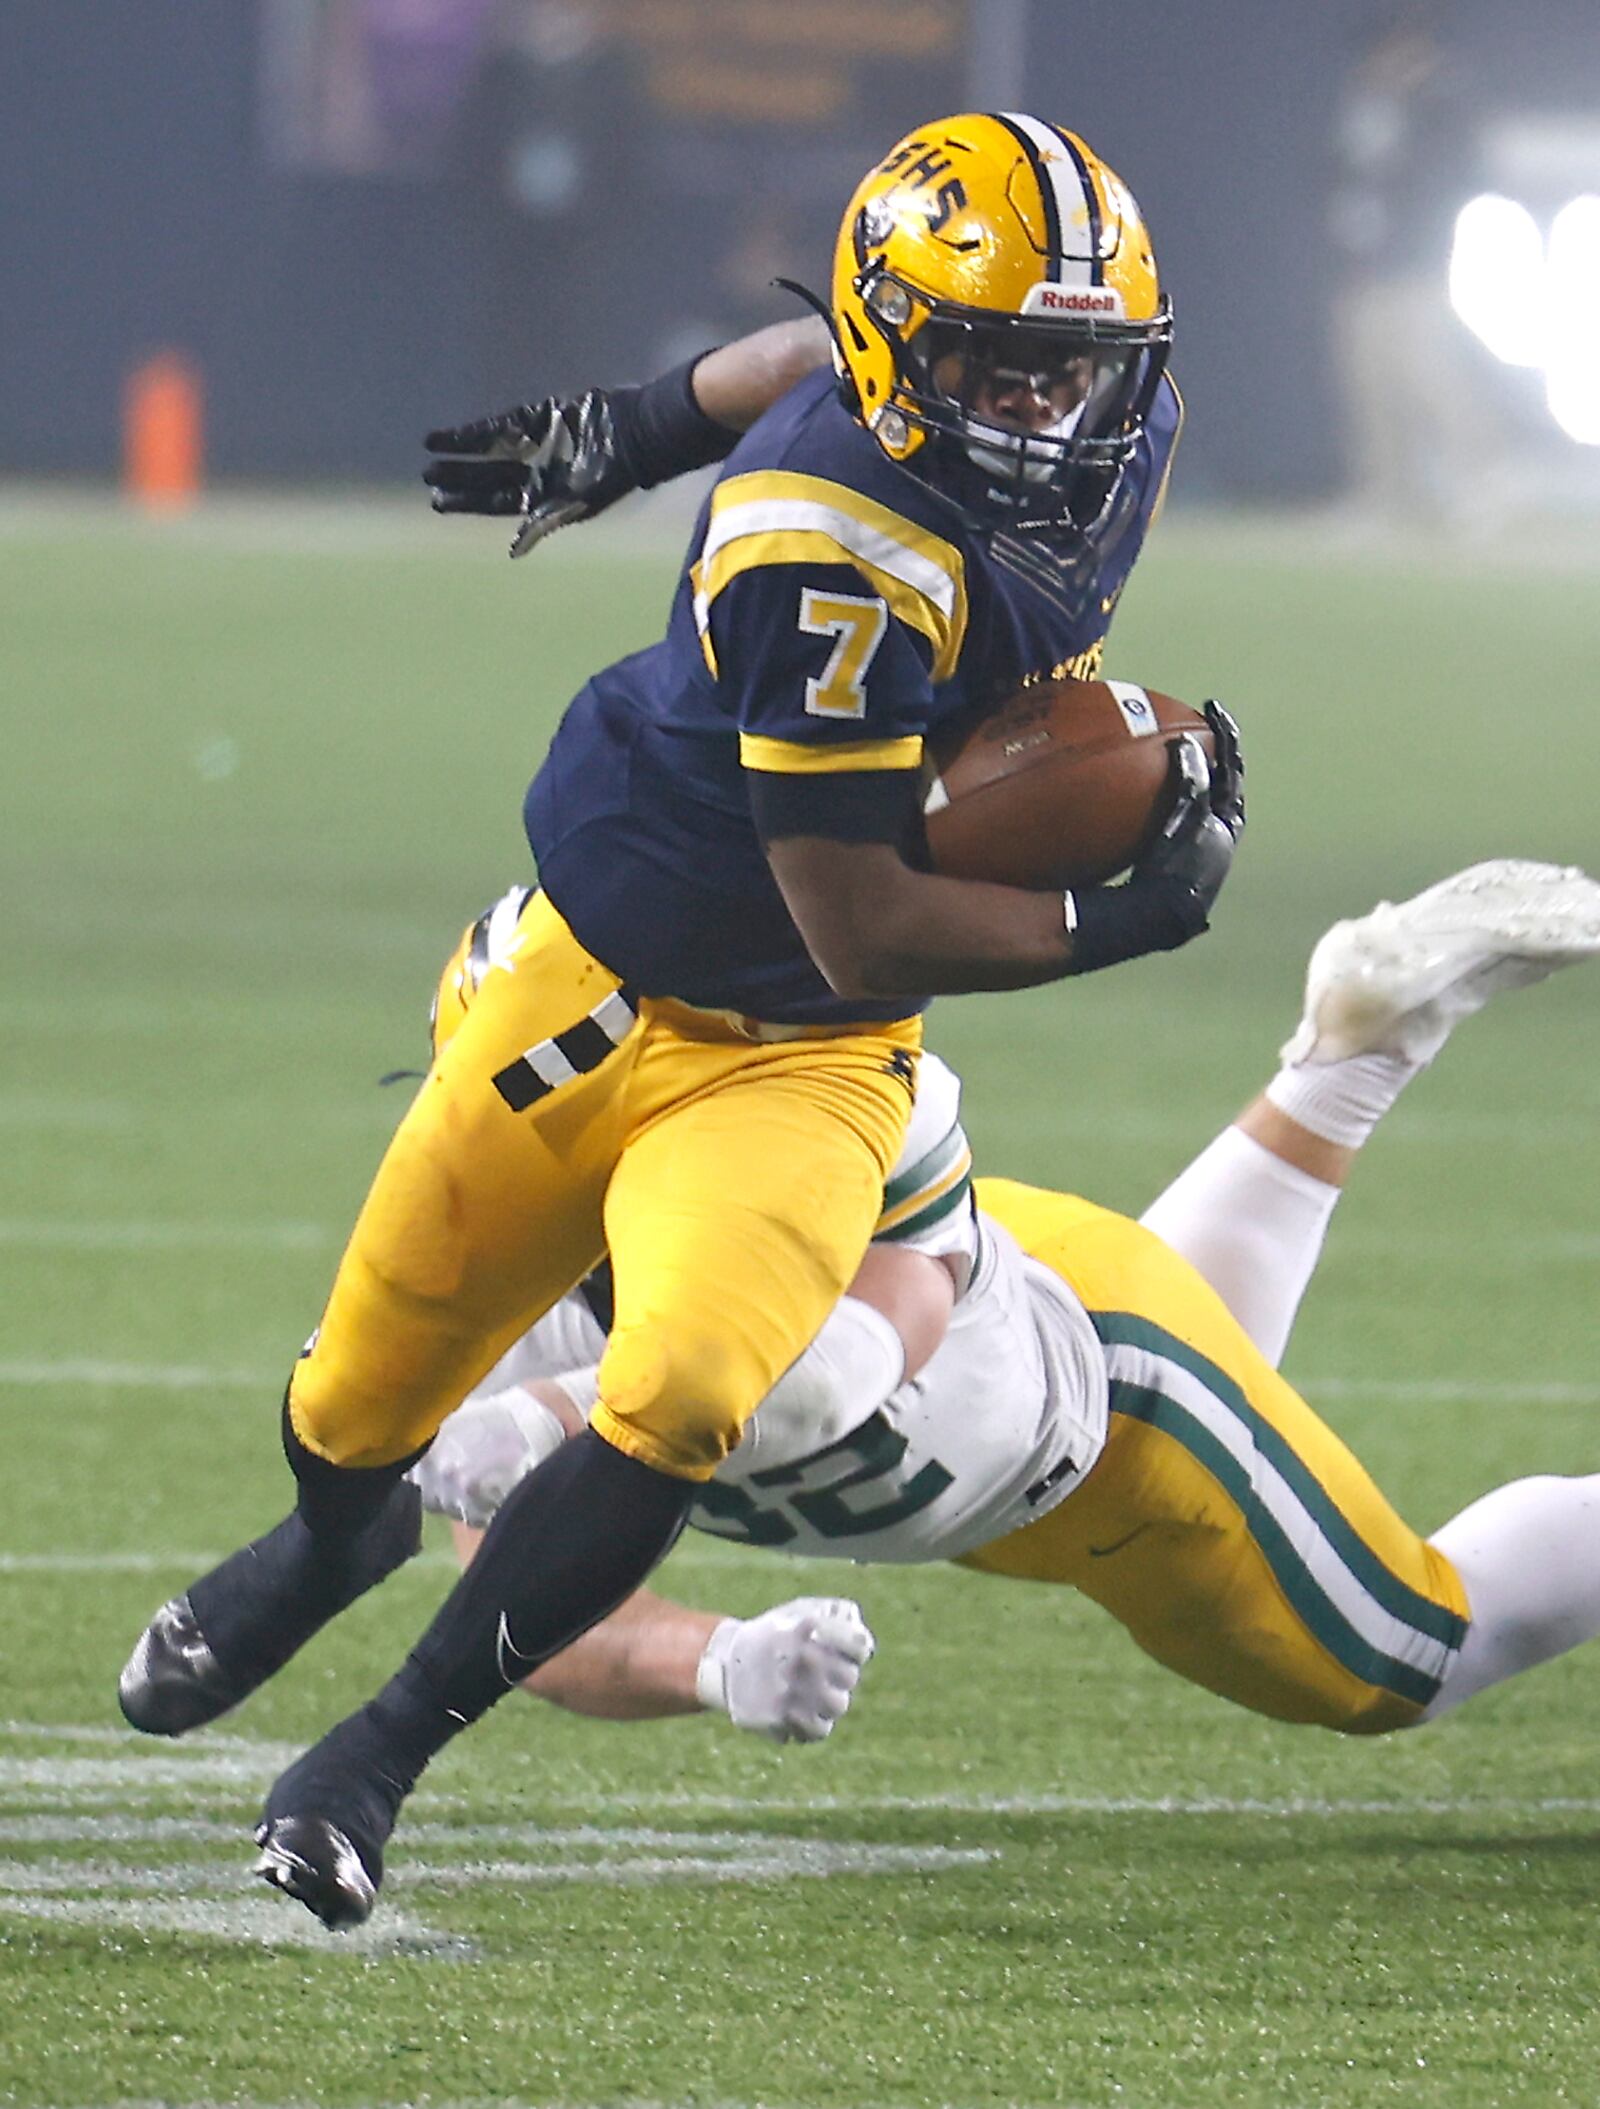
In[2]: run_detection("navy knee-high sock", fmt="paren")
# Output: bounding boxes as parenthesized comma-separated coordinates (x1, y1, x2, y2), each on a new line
(363, 1428, 693, 1775)
(187, 1402, 424, 1674)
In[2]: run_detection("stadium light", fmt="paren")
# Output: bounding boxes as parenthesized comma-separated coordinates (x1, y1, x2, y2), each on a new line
(1545, 196, 1600, 444)
(1450, 191, 1600, 444)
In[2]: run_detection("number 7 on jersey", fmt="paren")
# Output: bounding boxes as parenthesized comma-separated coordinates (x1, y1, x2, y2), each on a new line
(798, 587, 888, 719)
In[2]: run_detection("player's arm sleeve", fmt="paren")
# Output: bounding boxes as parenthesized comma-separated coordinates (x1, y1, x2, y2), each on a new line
(691, 471, 968, 845)
(869, 1052, 976, 1262)
(872, 1116, 975, 1259)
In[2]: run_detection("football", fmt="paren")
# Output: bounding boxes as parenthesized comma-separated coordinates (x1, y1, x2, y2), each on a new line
(921, 676, 1215, 891)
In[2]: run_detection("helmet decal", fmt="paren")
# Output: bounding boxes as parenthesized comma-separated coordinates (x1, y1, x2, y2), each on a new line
(993, 113, 1104, 286)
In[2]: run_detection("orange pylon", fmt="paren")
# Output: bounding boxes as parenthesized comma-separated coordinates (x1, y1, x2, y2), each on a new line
(124, 352, 203, 511)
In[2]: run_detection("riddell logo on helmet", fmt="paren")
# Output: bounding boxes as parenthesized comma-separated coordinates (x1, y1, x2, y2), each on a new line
(1032, 286, 1117, 313)
(1022, 281, 1128, 320)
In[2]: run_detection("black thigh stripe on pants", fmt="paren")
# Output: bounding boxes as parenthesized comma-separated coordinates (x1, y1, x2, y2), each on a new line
(492, 986, 640, 1111)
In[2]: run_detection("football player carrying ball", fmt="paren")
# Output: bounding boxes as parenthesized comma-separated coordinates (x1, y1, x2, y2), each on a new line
(121, 116, 1242, 1930)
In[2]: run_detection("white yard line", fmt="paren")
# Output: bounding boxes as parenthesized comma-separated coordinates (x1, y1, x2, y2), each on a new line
(2, 1720, 1594, 1977)
(1, 2100, 1082, 2109)
(0, 1841, 991, 1893)
(10, 1218, 1600, 1259)
(1307, 1378, 1600, 1406)
(0, 1889, 476, 1956)
(0, 1754, 300, 1792)
(0, 1360, 277, 1391)
(0, 1553, 249, 1574)
(0, 1220, 333, 1251)
(0, 1542, 758, 1578)
(441, 1789, 1600, 1820)
(0, 1720, 301, 1757)
(4, 1353, 1597, 1413)
(3, 1733, 1599, 1824)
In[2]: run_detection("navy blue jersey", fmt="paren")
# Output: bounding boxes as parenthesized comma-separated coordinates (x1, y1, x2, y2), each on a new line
(525, 367, 1181, 1024)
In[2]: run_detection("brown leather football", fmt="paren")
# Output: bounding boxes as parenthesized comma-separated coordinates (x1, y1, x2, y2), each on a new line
(922, 677, 1215, 891)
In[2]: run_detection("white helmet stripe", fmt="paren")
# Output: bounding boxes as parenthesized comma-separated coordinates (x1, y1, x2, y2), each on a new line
(1001, 112, 1103, 285)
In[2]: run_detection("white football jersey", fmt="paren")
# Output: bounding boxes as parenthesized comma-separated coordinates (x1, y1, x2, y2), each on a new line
(436, 1054, 1108, 1565)
(696, 1211, 1107, 1563)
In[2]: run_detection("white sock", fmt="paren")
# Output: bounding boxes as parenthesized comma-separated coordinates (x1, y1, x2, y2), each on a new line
(1264, 1051, 1420, 1150)
(1420, 1474, 1600, 1720)
(1139, 1126, 1340, 1368)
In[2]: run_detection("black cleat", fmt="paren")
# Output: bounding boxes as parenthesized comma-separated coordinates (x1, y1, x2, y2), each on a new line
(117, 1483, 423, 1738)
(253, 1815, 378, 1931)
(118, 1592, 251, 1736)
(254, 1707, 415, 1931)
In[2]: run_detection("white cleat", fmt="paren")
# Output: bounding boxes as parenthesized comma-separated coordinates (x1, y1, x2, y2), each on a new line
(1282, 860, 1600, 1067)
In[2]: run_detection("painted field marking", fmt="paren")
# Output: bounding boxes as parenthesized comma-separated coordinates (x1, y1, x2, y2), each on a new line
(1346, 1228, 1600, 1261)
(403, 1836, 992, 1887)
(0, 1219, 333, 1252)
(15, 1220, 1599, 1261)
(0, 1837, 988, 1890)
(0, 1814, 235, 1845)
(0, 1550, 467, 1575)
(0, 2097, 1083, 2109)
(4, 1350, 1597, 1412)
(0, 1826, 992, 1954)
(0, 1754, 301, 1793)
(0, 1553, 253, 1574)
(1307, 1378, 1600, 1406)
(0, 1360, 275, 1391)
(0, 1887, 473, 1956)
(0, 1541, 767, 1577)
(6, 1716, 1600, 1964)
(419, 1789, 1600, 1820)
(0, 1719, 302, 1761)
(4, 1734, 1600, 1826)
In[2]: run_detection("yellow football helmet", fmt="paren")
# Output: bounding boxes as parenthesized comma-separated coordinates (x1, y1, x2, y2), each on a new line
(831, 113, 1172, 529)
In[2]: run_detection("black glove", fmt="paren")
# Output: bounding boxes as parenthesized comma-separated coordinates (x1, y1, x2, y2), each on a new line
(423, 354, 737, 558)
(1064, 704, 1245, 976)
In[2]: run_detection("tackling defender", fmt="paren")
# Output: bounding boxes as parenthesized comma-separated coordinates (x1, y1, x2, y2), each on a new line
(420, 863, 1600, 1759)
(120, 117, 1241, 1927)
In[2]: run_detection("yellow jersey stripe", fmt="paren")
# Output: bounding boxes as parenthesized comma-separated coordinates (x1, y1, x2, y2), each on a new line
(704, 473, 964, 615)
(738, 732, 924, 776)
(693, 472, 968, 683)
(699, 530, 957, 678)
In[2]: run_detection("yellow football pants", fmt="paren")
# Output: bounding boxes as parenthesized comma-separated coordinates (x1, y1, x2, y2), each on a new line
(964, 1179, 1471, 1733)
(289, 892, 919, 1479)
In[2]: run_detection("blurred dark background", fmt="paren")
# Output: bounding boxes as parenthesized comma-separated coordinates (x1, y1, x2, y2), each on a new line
(4, 0, 1598, 507)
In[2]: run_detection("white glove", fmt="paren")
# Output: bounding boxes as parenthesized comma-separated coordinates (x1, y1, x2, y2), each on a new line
(694, 1597, 876, 1744)
(409, 1385, 569, 1527)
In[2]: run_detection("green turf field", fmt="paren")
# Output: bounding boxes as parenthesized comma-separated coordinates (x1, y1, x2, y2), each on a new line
(2, 499, 1598, 2108)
